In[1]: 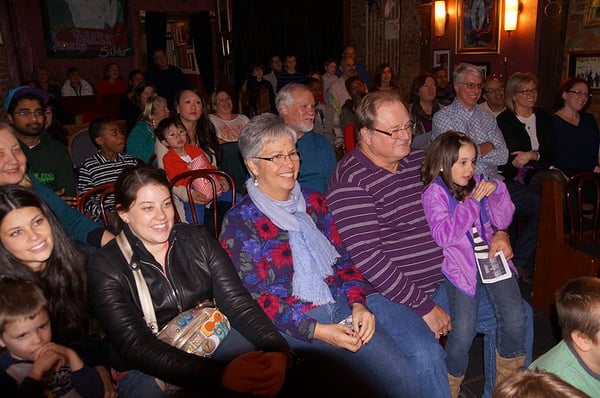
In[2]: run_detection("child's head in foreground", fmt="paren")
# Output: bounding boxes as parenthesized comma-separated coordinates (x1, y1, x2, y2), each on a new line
(556, 276, 600, 347)
(0, 280, 51, 361)
(492, 369, 590, 398)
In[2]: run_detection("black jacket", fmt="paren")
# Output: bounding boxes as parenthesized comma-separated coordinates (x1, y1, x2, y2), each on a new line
(87, 223, 291, 390)
(496, 108, 556, 180)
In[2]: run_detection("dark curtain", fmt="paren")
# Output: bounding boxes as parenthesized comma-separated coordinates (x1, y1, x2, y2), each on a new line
(145, 12, 167, 70)
(232, 0, 343, 86)
(190, 13, 215, 96)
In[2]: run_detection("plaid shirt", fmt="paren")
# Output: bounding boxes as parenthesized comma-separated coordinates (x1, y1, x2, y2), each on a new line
(432, 99, 508, 180)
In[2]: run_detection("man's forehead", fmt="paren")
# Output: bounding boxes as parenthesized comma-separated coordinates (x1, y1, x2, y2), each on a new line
(15, 98, 43, 109)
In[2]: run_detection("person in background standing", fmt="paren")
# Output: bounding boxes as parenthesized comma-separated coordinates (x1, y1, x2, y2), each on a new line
(146, 48, 187, 109)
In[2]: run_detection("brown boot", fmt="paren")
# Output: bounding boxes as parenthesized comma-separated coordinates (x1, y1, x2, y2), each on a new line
(448, 374, 464, 398)
(495, 351, 525, 387)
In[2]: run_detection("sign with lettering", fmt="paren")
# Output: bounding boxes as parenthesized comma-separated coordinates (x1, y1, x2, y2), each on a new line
(42, 0, 132, 58)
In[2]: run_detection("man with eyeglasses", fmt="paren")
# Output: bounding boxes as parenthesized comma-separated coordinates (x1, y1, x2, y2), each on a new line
(479, 75, 506, 116)
(277, 83, 336, 194)
(4, 86, 76, 203)
(432, 63, 509, 181)
(327, 90, 534, 397)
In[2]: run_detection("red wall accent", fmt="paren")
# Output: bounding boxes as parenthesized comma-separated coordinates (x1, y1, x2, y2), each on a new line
(431, 1, 538, 81)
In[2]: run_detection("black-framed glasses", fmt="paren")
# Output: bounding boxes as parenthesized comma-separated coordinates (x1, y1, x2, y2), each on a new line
(518, 89, 538, 95)
(456, 82, 483, 90)
(567, 90, 592, 98)
(372, 120, 416, 138)
(253, 151, 301, 165)
(15, 110, 45, 117)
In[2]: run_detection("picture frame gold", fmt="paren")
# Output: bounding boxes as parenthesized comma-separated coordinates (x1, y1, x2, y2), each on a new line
(584, 0, 600, 27)
(456, 0, 500, 54)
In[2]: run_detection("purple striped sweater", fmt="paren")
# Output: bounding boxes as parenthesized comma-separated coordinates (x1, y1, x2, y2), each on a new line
(326, 148, 445, 316)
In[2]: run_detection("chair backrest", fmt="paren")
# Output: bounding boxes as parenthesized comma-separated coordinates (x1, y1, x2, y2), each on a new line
(77, 182, 116, 226)
(566, 172, 600, 248)
(170, 169, 236, 238)
(70, 130, 97, 168)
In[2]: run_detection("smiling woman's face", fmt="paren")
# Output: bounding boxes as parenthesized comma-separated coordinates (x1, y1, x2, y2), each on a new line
(0, 129, 27, 186)
(0, 206, 54, 272)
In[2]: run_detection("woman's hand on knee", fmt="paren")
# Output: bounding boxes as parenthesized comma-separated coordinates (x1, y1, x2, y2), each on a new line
(314, 323, 363, 352)
(351, 303, 375, 344)
(422, 304, 452, 340)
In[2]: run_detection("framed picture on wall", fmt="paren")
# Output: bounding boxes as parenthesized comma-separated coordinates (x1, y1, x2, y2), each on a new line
(456, 0, 500, 54)
(584, 0, 600, 27)
(41, 0, 132, 58)
(568, 52, 600, 92)
(470, 61, 491, 78)
(433, 49, 451, 77)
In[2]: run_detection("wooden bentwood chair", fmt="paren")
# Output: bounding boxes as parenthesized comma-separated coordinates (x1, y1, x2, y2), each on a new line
(169, 169, 236, 238)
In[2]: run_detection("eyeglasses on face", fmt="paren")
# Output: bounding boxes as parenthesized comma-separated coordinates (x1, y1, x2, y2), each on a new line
(567, 90, 592, 98)
(15, 110, 45, 117)
(518, 89, 538, 95)
(457, 82, 483, 90)
(372, 120, 416, 138)
(253, 151, 301, 164)
(422, 83, 437, 88)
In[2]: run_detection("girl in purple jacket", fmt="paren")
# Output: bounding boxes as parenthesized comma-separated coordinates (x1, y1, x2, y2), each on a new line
(421, 131, 526, 397)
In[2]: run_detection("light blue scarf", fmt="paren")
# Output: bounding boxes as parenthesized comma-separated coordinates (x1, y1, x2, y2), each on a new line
(246, 179, 337, 305)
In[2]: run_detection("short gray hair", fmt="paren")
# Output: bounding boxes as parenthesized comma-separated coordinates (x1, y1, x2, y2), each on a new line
(238, 113, 297, 161)
(275, 83, 310, 113)
(453, 63, 484, 83)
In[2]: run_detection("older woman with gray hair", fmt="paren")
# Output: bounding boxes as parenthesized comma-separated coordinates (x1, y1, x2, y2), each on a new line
(219, 113, 420, 397)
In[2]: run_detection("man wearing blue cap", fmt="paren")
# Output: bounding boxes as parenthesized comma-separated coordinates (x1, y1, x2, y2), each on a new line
(4, 86, 76, 202)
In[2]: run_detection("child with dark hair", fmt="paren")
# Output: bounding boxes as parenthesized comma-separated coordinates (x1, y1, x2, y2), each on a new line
(156, 117, 234, 228)
(0, 280, 103, 397)
(529, 276, 600, 397)
(77, 117, 140, 222)
(421, 131, 527, 397)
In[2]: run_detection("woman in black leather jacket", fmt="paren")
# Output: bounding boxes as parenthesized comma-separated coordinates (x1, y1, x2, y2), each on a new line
(87, 165, 291, 397)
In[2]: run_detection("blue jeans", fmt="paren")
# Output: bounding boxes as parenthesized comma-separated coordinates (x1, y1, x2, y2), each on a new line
(116, 328, 256, 398)
(445, 277, 526, 377)
(433, 283, 534, 398)
(183, 190, 237, 224)
(366, 293, 450, 398)
(282, 295, 421, 397)
(505, 180, 541, 272)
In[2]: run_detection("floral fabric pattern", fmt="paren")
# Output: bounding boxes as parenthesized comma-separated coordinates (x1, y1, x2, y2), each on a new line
(220, 190, 366, 342)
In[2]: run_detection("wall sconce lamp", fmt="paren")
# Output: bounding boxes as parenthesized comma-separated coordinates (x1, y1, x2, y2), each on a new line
(504, 0, 522, 35)
(434, 1, 447, 37)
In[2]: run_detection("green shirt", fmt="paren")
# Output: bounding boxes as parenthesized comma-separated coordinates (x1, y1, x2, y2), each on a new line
(21, 130, 76, 196)
(530, 340, 600, 396)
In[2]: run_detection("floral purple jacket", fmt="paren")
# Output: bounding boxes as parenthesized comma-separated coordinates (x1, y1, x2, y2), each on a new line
(422, 176, 516, 296)
(220, 190, 367, 342)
